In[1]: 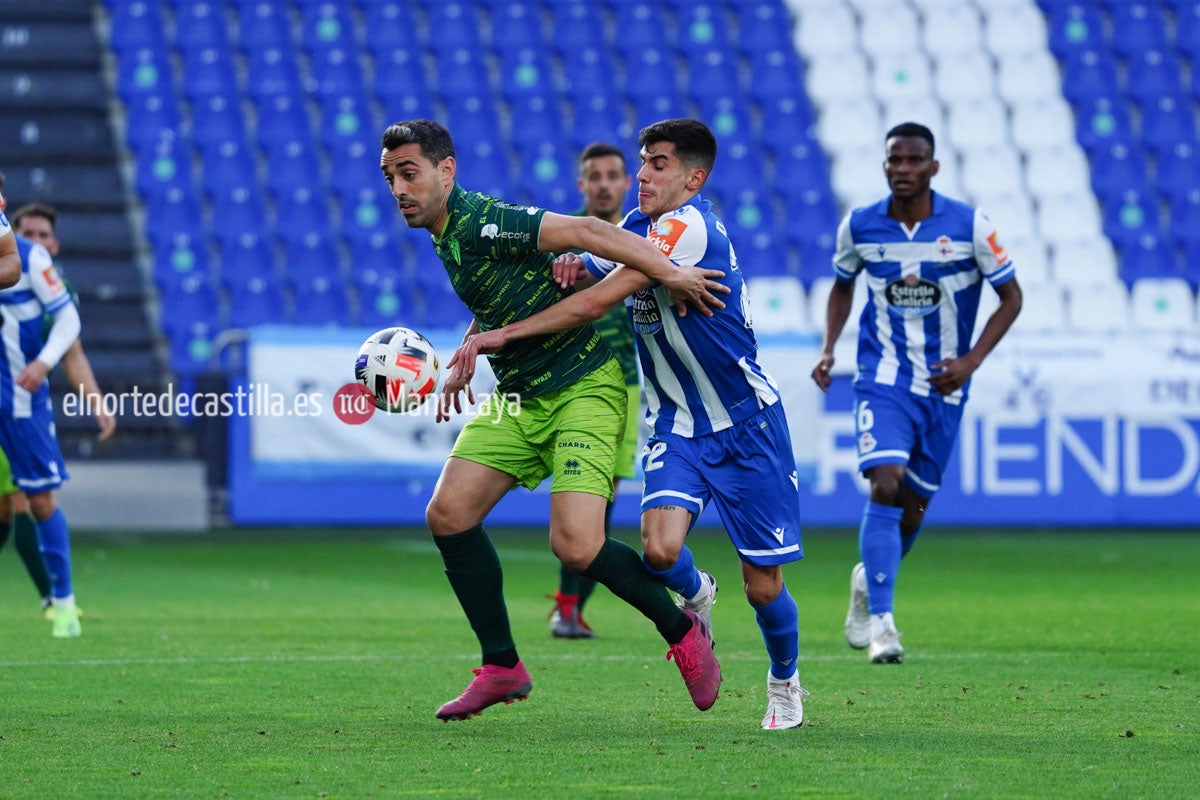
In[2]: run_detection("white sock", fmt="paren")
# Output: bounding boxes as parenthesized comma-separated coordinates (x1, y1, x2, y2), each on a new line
(686, 572, 710, 604)
(52, 594, 76, 608)
(870, 612, 895, 638)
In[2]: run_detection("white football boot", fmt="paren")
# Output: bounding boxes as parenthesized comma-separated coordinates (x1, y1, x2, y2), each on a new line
(867, 612, 904, 664)
(761, 668, 808, 730)
(844, 562, 871, 649)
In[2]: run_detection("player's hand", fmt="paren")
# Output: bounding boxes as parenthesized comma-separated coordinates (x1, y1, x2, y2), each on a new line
(552, 253, 588, 289)
(445, 329, 506, 386)
(95, 408, 116, 440)
(929, 356, 979, 395)
(15, 360, 50, 393)
(435, 374, 475, 423)
(660, 265, 729, 317)
(811, 353, 835, 392)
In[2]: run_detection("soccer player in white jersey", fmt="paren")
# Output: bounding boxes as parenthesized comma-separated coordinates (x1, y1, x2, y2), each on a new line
(445, 119, 808, 730)
(0, 201, 83, 637)
(810, 122, 1023, 664)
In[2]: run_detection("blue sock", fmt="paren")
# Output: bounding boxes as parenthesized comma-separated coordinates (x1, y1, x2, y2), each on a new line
(642, 544, 701, 599)
(900, 525, 922, 558)
(860, 501, 903, 615)
(753, 584, 799, 680)
(38, 509, 73, 599)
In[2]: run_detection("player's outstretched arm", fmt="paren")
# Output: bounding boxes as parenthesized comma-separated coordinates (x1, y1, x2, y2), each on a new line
(445, 264, 650, 386)
(930, 277, 1023, 395)
(0, 233, 19, 288)
(62, 340, 115, 440)
(536, 212, 728, 316)
(436, 319, 480, 424)
(811, 279, 856, 393)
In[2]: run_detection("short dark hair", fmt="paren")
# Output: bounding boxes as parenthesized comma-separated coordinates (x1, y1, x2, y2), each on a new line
(380, 119, 456, 165)
(638, 118, 717, 174)
(578, 142, 626, 172)
(885, 122, 935, 156)
(11, 202, 58, 233)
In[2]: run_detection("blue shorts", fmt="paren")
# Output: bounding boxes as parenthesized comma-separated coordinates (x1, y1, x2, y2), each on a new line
(852, 381, 962, 498)
(0, 402, 68, 493)
(641, 402, 803, 566)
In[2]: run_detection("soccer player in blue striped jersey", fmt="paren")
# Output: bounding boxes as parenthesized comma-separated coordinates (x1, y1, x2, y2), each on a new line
(811, 122, 1023, 664)
(447, 119, 808, 730)
(0, 219, 83, 637)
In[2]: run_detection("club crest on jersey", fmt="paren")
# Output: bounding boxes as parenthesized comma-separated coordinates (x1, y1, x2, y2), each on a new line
(647, 218, 687, 256)
(885, 275, 941, 319)
(631, 288, 663, 334)
(858, 431, 877, 453)
(934, 235, 955, 262)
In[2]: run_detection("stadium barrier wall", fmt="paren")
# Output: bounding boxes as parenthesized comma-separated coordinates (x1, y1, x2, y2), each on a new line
(228, 326, 1200, 528)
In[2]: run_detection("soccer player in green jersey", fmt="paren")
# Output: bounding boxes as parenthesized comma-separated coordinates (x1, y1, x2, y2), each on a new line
(380, 119, 728, 721)
(547, 142, 641, 640)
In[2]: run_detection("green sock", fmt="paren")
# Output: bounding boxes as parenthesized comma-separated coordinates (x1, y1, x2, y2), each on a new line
(581, 537, 686, 642)
(575, 502, 613, 612)
(13, 513, 51, 599)
(433, 524, 517, 660)
(0, 515, 10, 550)
(558, 562, 581, 596)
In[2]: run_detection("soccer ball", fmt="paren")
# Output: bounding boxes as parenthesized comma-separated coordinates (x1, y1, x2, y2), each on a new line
(353, 326, 440, 413)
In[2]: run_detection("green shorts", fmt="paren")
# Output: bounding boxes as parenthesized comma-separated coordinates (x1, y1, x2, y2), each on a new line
(451, 358, 627, 500)
(0, 448, 15, 495)
(613, 383, 641, 481)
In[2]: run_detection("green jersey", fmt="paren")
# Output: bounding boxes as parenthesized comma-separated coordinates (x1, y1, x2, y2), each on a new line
(571, 210, 639, 388)
(431, 184, 612, 398)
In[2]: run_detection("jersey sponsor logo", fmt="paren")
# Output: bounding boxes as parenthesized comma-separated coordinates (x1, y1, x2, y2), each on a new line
(41, 265, 64, 293)
(562, 457, 582, 476)
(885, 275, 941, 318)
(647, 218, 687, 256)
(557, 440, 591, 449)
(631, 288, 663, 334)
(987, 231, 1011, 266)
(481, 223, 499, 238)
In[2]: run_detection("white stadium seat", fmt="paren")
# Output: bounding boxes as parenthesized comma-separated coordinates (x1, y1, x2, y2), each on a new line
(808, 274, 870, 340)
(996, 51, 1063, 103)
(793, 1, 858, 58)
(831, 146, 890, 210)
(1002, 235, 1053, 285)
(959, 144, 1025, 197)
(1009, 280, 1067, 333)
(860, 7, 922, 57)
(921, 4, 985, 58)
(1008, 96, 1077, 151)
(932, 51, 998, 103)
(982, 1, 1050, 57)
(747, 276, 810, 334)
(881, 94, 946, 138)
(871, 52, 935, 103)
(972, 190, 1038, 241)
(1049, 236, 1121, 287)
(1065, 283, 1132, 333)
(1025, 145, 1093, 200)
(946, 96, 1011, 150)
(804, 50, 872, 108)
(1130, 277, 1197, 332)
(817, 96, 884, 155)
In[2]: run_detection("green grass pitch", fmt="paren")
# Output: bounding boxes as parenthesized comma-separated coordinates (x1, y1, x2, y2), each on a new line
(0, 526, 1196, 799)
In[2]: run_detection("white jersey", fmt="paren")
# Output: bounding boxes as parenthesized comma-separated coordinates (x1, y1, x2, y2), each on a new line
(585, 194, 780, 437)
(833, 191, 1016, 404)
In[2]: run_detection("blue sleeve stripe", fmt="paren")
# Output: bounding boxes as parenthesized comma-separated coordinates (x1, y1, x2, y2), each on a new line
(0, 290, 36, 305)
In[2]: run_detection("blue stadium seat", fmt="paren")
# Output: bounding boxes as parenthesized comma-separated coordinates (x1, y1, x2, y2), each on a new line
(490, 2, 546, 52)
(498, 47, 558, 105)
(245, 47, 304, 103)
(417, 282, 473, 329)
(340, 188, 398, 245)
(173, 1, 231, 54)
(317, 95, 378, 155)
(299, 2, 357, 55)
(613, 3, 676, 58)
(200, 140, 259, 197)
(1088, 143, 1151, 202)
(736, 1, 794, 56)
(783, 189, 842, 251)
(425, 3, 482, 55)
(456, 139, 512, 199)
(108, 0, 167, 54)
(1060, 50, 1120, 108)
(229, 278, 291, 327)
(746, 48, 807, 107)
(559, 47, 620, 102)
(694, 95, 757, 151)
(293, 276, 355, 326)
(798, 232, 837, 288)
(154, 232, 213, 291)
(190, 94, 247, 151)
(134, 135, 195, 199)
(358, 280, 407, 330)
(1176, 2, 1200, 62)
(435, 48, 494, 101)
(162, 274, 224, 336)
(125, 93, 183, 153)
(362, 2, 420, 58)
(509, 95, 566, 157)
(721, 188, 780, 248)
(309, 47, 368, 103)
(181, 47, 240, 102)
(283, 231, 341, 284)
(1154, 141, 1200, 203)
(349, 231, 407, 283)
(686, 48, 743, 105)
(1168, 188, 1200, 248)
(373, 45, 434, 114)
(1073, 95, 1135, 155)
(519, 143, 575, 210)
(1138, 94, 1197, 154)
(758, 95, 817, 159)
(442, 93, 504, 154)
(115, 46, 175, 101)
(773, 141, 831, 199)
(218, 232, 278, 289)
(1124, 50, 1184, 106)
(274, 187, 334, 245)
(623, 47, 682, 109)
(676, 2, 731, 52)
(212, 187, 271, 246)
(548, 2, 609, 58)
(567, 92, 631, 153)
(706, 143, 766, 214)
(1119, 233, 1180, 285)
(145, 186, 206, 249)
(1046, 3, 1106, 59)
(169, 320, 219, 376)
(329, 141, 387, 208)
(1110, 3, 1168, 60)
(1102, 189, 1162, 250)
(237, 1, 293, 53)
(256, 95, 314, 154)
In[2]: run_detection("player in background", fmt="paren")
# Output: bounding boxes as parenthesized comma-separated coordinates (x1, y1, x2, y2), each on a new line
(810, 122, 1022, 664)
(0, 178, 20, 289)
(446, 119, 808, 730)
(0, 187, 84, 637)
(379, 119, 729, 721)
(547, 142, 640, 640)
(1, 200, 115, 618)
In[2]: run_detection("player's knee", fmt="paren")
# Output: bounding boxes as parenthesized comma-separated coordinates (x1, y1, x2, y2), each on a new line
(425, 496, 467, 536)
(640, 538, 679, 572)
(742, 567, 783, 607)
(27, 492, 55, 521)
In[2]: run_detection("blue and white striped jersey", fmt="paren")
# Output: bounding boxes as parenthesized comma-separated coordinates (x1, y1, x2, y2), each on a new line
(0, 236, 73, 417)
(833, 191, 1016, 404)
(584, 194, 780, 437)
